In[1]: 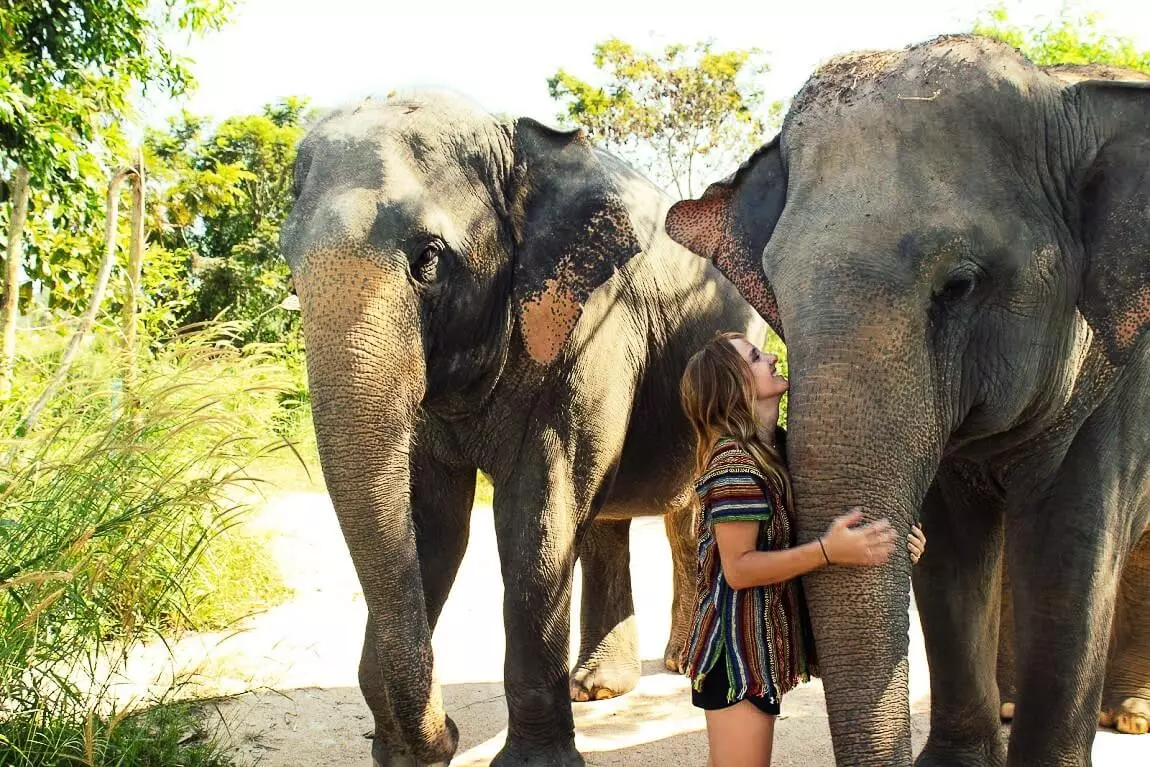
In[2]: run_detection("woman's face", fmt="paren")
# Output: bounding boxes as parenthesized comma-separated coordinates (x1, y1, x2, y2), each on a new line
(729, 338, 788, 401)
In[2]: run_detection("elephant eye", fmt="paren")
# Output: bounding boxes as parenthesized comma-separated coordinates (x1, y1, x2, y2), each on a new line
(936, 273, 977, 305)
(413, 241, 442, 283)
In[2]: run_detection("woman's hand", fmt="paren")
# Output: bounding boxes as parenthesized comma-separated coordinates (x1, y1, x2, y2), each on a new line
(908, 523, 926, 565)
(821, 508, 897, 567)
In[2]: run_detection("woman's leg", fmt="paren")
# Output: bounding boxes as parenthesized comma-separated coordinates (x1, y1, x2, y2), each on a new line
(704, 699, 776, 767)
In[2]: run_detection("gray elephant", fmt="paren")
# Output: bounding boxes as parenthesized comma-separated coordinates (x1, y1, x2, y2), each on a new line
(997, 537, 1150, 736)
(663, 35, 1150, 767)
(278, 91, 757, 766)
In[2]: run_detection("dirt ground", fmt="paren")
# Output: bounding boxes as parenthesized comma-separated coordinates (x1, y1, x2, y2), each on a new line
(114, 492, 1146, 766)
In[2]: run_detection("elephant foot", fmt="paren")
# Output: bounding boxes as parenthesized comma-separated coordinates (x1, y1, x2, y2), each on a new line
(372, 741, 448, 767)
(999, 701, 1015, 721)
(491, 738, 584, 767)
(914, 736, 1006, 767)
(1100, 697, 1150, 734)
(373, 757, 447, 767)
(369, 717, 458, 767)
(569, 654, 641, 702)
(662, 634, 687, 673)
(570, 613, 641, 701)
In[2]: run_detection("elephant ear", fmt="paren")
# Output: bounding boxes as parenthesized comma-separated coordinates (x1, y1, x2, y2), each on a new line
(509, 118, 642, 366)
(664, 138, 787, 339)
(1075, 80, 1150, 364)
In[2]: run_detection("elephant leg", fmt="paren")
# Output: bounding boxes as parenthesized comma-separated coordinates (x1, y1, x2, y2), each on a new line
(491, 486, 582, 767)
(663, 499, 696, 673)
(913, 469, 1007, 767)
(1003, 351, 1150, 767)
(1004, 476, 1136, 761)
(1100, 527, 1150, 734)
(364, 448, 476, 767)
(361, 616, 445, 767)
(996, 564, 1017, 722)
(1006, 512, 1121, 765)
(569, 518, 641, 702)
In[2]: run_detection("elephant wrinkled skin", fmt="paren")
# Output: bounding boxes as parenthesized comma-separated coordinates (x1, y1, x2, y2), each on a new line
(664, 35, 1150, 767)
(279, 91, 757, 766)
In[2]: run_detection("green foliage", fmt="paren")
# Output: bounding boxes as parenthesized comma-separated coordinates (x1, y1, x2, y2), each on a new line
(0, 0, 234, 179)
(974, 3, 1150, 73)
(1, 0, 235, 320)
(0, 125, 131, 317)
(475, 471, 494, 507)
(548, 39, 777, 199)
(0, 320, 300, 766)
(0, 96, 312, 340)
(181, 516, 292, 635)
(144, 98, 314, 345)
(0, 700, 236, 767)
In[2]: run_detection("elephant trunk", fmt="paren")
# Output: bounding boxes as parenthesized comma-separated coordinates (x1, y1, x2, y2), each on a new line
(785, 312, 943, 765)
(296, 255, 457, 763)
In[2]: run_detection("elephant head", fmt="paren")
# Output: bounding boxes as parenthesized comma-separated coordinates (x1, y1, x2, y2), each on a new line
(279, 91, 640, 762)
(665, 36, 1150, 763)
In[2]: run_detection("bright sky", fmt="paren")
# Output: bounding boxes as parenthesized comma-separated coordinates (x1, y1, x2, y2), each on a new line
(145, 0, 1150, 128)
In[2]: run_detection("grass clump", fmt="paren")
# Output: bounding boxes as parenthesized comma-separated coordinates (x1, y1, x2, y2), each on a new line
(0, 320, 308, 766)
(0, 702, 235, 767)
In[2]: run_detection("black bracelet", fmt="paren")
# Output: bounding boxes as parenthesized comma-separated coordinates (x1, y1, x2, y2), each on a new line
(818, 537, 831, 566)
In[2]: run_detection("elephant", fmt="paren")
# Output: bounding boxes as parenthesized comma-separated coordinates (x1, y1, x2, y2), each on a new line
(278, 90, 758, 766)
(662, 34, 1150, 767)
(998, 534, 1150, 736)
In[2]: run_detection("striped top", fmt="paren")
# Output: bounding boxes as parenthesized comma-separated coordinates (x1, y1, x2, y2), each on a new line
(680, 436, 817, 705)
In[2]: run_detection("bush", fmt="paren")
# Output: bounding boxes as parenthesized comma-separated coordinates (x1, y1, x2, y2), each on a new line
(0, 320, 304, 766)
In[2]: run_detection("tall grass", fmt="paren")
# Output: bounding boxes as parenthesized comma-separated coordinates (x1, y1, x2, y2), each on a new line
(0, 320, 305, 766)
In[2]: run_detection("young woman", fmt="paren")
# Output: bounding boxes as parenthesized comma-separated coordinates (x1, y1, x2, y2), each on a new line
(679, 332, 926, 767)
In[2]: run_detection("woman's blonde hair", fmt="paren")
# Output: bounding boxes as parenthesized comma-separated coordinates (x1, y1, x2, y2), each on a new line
(680, 332, 793, 508)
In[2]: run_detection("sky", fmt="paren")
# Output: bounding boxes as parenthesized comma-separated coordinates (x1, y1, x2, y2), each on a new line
(143, 0, 1150, 129)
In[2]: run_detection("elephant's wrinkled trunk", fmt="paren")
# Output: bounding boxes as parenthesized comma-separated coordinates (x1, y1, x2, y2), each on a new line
(296, 254, 457, 764)
(785, 316, 943, 766)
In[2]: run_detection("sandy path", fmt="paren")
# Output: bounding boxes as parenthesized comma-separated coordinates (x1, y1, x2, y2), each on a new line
(124, 492, 1145, 766)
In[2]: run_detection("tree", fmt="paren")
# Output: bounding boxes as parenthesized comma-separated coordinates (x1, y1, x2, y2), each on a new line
(1, 1, 234, 180)
(144, 98, 314, 345)
(973, 3, 1150, 73)
(548, 39, 777, 199)
(1, 0, 234, 388)
(1, 166, 28, 398)
(0, 1, 236, 288)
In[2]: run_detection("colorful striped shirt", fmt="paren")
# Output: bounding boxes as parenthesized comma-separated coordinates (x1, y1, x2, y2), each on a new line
(680, 436, 817, 705)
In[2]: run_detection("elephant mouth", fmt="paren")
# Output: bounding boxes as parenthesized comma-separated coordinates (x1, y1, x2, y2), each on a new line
(423, 301, 514, 421)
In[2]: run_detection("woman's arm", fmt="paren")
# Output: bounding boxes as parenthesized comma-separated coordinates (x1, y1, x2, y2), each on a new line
(714, 509, 898, 590)
(714, 521, 826, 589)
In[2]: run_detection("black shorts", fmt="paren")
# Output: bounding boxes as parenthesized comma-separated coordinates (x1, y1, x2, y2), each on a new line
(690, 652, 780, 717)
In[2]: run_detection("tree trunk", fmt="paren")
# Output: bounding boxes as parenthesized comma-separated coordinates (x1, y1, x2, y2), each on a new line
(122, 149, 146, 391)
(1, 166, 31, 400)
